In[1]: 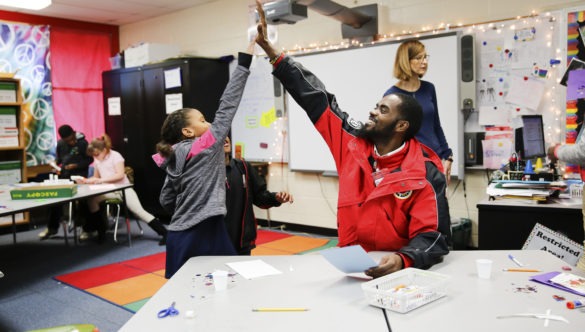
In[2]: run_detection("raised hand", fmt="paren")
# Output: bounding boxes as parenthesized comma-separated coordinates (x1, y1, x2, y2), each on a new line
(254, 0, 278, 60)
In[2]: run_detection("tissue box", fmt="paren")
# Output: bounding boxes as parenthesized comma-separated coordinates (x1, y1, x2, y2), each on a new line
(10, 184, 77, 200)
(124, 43, 180, 68)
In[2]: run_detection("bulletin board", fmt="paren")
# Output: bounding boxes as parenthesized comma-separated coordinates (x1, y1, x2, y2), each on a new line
(286, 32, 462, 176)
(465, 12, 563, 169)
(231, 58, 288, 162)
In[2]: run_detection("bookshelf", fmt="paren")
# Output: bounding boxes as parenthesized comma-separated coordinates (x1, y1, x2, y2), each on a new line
(0, 77, 28, 227)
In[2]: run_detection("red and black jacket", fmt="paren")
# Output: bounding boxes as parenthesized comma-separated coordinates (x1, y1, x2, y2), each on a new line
(272, 56, 451, 269)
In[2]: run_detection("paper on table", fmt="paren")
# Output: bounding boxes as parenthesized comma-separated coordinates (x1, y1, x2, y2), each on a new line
(320, 245, 378, 274)
(549, 272, 585, 295)
(530, 271, 585, 297)
(88, 184, 117, 190)
(226, 259, 282, 280)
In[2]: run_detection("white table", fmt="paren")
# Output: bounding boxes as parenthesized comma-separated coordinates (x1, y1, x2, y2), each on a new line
(390, 250, 585, 332)
(0, 183, 133, 245)
(121, 250, 585, 332)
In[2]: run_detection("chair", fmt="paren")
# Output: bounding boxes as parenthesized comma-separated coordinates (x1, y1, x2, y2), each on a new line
(104, 166, 143, 244)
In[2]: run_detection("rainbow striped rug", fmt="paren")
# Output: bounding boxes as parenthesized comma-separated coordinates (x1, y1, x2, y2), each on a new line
(53, 230, 337, 313)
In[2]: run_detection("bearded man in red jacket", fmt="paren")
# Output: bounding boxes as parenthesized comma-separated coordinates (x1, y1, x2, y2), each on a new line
(253, 1, 451, 278)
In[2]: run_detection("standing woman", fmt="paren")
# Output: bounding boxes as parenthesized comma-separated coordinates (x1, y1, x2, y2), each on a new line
(384, 39, 453, 183)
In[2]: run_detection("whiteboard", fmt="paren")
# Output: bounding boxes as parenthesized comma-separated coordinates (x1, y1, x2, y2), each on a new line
(287, 32, 462, 177)
(231, 58, 288, 162)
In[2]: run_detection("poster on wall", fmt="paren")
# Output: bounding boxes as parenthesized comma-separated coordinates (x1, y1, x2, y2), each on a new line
(564, 10, 585, 176)
(230, 58, 288, 162)
(475, 18, 558, 121)
(472, 13, 563, 169)
(0, 23, 52, 166)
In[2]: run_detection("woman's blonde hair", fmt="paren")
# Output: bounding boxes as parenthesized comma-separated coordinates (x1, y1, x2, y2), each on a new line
(393, 39, 426, 81)
(87, 134, 112, 156)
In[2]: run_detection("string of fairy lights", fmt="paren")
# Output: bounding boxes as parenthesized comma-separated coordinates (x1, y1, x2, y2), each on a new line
(262, 10, 571, 176)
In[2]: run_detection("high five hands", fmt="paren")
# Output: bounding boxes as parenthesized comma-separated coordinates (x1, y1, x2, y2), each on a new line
(254, 0, 279, 60)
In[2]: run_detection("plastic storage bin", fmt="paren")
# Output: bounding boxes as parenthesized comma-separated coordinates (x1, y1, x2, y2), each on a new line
(361, 268, 450, 313)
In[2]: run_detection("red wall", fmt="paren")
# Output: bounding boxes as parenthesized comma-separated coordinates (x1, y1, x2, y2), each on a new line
(0, 9, 119, 54)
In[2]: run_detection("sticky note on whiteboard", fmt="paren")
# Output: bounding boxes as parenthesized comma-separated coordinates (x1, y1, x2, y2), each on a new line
(235, 142, 244, 159)
(259, 142, 268, 149)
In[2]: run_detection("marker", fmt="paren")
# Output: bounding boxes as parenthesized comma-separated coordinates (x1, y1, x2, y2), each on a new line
(502, 268, 541, 272)
(567, 299, 584, 309)
(252, 308, 309, 312)
(508, 254, 524, 267)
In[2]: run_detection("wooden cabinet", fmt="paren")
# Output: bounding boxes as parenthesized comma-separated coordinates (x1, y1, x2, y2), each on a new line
(102, 57, 230, 218)
(0, 77, 28, 226)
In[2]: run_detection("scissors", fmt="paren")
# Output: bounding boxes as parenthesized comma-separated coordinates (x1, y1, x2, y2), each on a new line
(157, 301, 179, 319)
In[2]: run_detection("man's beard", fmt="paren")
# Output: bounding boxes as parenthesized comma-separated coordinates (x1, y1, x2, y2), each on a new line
(356, 119, 399, 142)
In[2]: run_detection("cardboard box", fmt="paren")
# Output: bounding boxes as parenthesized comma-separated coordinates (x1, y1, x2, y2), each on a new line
(0, 135, 18, 147)
(0, 107, 17, 127)
(0, 160, 21, 184)
(10, 184, 78, 200)
(0, 81, 17, 102)
(0, 127, 17, 135)
(124, 43, 180, 68)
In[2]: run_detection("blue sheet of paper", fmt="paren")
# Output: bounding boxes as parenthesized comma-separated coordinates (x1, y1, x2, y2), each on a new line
(320, 245, 378, 274)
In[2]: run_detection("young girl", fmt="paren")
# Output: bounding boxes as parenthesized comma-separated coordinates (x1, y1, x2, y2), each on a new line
(80, 134, 167, 244)
(153, 50, 253, 278)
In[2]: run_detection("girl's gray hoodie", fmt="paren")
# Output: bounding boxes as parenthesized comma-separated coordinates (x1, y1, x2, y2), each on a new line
(157, 53, 251, 231)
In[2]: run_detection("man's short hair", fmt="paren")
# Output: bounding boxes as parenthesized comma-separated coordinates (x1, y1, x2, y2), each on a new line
(58, 125, 74, 138)
(393, 93, 423, 140)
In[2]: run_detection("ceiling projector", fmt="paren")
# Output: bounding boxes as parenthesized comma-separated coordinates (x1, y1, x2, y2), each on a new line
(262, 0, 308, 24)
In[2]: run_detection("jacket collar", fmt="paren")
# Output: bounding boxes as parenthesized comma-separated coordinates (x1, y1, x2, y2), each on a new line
(349, 137, 429, 180)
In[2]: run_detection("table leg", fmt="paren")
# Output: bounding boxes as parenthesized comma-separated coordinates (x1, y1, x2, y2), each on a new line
(69, 202, 78, 246)
(11, 213, 16, 244)
(61, 203, 71, 246)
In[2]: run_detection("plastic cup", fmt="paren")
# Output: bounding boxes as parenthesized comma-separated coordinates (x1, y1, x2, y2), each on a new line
(212, 270, 229, 291)
(475, 259, 493, 279)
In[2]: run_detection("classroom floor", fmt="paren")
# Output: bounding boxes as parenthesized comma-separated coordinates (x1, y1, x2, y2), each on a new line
(0, 213, 332, 332)
(0, 215, 166, 332)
